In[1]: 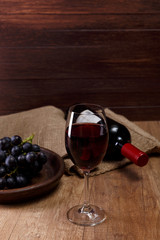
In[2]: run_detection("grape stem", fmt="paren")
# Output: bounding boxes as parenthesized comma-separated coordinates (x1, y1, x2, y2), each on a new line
(7, 166, 18, 177)
(22, 134, 35, 144)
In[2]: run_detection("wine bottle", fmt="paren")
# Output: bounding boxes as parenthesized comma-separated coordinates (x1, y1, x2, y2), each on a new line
(105, 117, 149, 167)
(65, 104, 149, 167)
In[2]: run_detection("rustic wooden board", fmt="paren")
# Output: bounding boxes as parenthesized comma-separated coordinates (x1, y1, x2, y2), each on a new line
(1, 14, 160, 31)
(0, 0, 160, 14)
(0, 120, 159, 239)
(0, 0, 160, 120)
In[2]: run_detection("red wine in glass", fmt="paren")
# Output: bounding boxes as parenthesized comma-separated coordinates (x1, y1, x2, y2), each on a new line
(65, 123, 108, 170)
(65, 103, 108, 226)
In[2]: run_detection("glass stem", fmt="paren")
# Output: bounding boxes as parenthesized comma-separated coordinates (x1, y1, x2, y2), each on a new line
(83, 171, 90, 209)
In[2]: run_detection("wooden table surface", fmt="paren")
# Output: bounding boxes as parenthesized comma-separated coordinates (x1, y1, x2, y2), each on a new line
(0, 120, 160, 240)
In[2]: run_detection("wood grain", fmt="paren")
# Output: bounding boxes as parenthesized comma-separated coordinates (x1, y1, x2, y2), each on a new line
(0, 121, 159, 239)
(0, 43, 159, 79)
(0, 0, 160, 120)
(1, 28, 160, 48)
(0, 0, 160, 14)
(1, 14, 160, 31)
(0, 78, 160, 120)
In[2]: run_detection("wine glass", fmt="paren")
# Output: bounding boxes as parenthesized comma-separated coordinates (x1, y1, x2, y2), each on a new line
(65, 103, 109, 226)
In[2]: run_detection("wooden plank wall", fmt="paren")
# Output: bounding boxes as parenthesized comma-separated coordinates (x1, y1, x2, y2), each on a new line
(0, 1, 160, 120)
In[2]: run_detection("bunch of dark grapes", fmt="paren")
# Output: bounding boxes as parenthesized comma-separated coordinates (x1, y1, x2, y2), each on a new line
(0, 135, 47, 189)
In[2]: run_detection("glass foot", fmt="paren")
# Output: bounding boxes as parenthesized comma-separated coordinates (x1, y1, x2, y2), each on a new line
(67, 204, 106, 226)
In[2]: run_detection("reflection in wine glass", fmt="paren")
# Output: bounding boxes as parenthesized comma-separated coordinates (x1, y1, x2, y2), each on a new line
(65, 103, 109, 226)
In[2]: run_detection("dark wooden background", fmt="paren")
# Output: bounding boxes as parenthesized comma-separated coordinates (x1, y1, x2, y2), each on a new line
(0, 1, 160, 120)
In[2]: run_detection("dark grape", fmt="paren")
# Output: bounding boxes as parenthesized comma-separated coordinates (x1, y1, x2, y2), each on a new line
(0, 134, 48, 190)
(0, 166, 6, 177)
(31, 160, 43, 176)
(11, 135, 22, 146)
(38, 152, 47, 165)
(17, 154, 27, 167)
(22, 142, 32, 152)
(26, 152, 37, 164)
(32, 144, 40, 152)
(0, 137, 11, 150)
(0, 151, 6, 163)
(0, 178, 6, 189)
(5, 155, 17, 170)
(16, 174, 28, 188)
(6, 176, 17, 189)
(11, 146, 22, 156)
(5, 137, 11, 146)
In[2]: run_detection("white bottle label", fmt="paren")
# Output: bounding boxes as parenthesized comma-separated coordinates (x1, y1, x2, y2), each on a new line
(76, 110, 101, 123)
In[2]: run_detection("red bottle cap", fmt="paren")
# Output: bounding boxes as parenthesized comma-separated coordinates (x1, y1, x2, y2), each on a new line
(121, 143, 149, 167)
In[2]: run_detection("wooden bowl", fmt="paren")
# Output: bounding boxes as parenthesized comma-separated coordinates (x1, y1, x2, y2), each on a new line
(0, 147, 64, 204)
